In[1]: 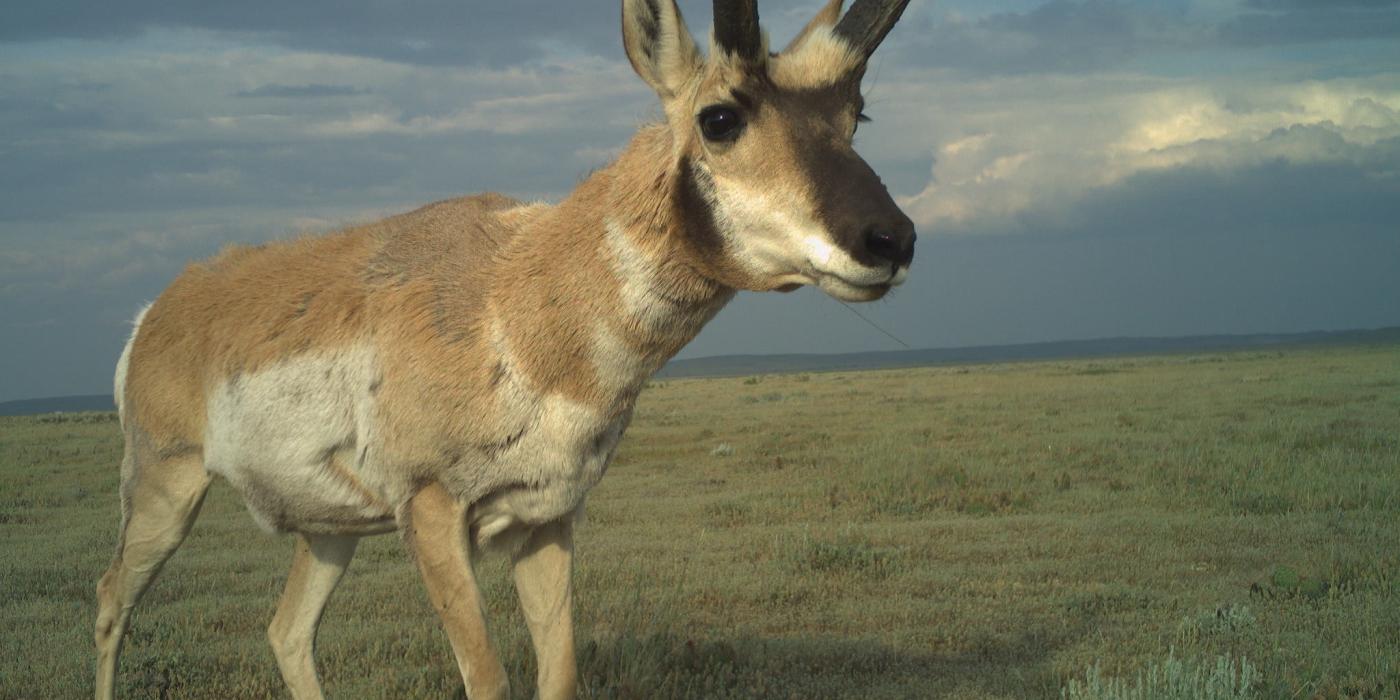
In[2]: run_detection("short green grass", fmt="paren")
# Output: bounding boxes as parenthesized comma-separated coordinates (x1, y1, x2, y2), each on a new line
(2, 344, 1398, 698)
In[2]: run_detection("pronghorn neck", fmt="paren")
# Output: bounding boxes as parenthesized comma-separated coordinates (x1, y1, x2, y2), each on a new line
(484, 125, 734, 408)
(600, 125, 738, 327)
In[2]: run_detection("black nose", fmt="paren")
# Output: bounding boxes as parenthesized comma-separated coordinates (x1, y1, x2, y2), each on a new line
(863, 227, 916, 266)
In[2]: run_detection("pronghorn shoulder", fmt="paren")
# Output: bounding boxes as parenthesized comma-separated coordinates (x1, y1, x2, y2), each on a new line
(365, 193, 550, 281)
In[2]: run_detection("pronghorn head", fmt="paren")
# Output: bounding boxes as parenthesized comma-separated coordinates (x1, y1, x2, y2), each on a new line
(622, 0, 915, 302)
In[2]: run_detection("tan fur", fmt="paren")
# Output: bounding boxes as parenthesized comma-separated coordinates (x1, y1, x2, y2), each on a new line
(95, 2, 913, 698)
(407, 483, 511, 700)
(786, 0, 846, 52)
(511, 519, 577, 698)
(267, 534, 357, 697)
(770, 23, 864, 90)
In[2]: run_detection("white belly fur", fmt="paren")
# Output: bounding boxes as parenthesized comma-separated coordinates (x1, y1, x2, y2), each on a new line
(202, 343, 629, 541)
(204, 344, 391, 534)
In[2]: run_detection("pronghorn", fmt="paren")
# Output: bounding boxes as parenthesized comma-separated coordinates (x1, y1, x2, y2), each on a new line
(94, 0, 914, 697)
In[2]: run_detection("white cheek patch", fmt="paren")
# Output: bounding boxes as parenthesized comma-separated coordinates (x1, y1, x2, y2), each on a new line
(806, 234, 892, 287)
(712, 176, 895, 287)
(702, 157, 899, 294)
(803, 234, 837, 268)
(710, 176, 820, 278)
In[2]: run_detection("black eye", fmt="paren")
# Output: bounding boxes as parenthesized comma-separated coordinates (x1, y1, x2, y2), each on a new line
(698, 106, 743, 141)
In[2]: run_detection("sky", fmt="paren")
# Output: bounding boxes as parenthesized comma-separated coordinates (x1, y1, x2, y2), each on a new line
(1, 0, 1398, 402)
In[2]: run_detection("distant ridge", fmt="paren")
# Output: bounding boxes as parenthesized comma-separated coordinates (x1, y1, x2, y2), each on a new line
(654, 326, 1400, 380)
(0, 394, 116, 417)
(3, 326, 1397, 416)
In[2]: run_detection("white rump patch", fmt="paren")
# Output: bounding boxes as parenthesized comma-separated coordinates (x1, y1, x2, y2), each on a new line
(114, 303, 152, 422)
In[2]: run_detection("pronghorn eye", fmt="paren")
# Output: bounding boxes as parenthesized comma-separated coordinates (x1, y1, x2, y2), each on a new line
(698, 106, 743, 142)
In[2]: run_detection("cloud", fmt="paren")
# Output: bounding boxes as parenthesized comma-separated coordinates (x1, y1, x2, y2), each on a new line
(1071, 143, 1400, 238)
(1243, 0, 1399, 10)
(0, 0, 861, 67)
(1219, 5, 1400, 45)
(1, 38, 645, 146)
(888, 75, 1400, 235)
(887, 1, 1199, 75)
(881, 0, 1400, 76)
(0, 38, 645, 225)
(307, 81, 644, 137)
(233, 83, 367, 98)
(0, 0, 620, 66)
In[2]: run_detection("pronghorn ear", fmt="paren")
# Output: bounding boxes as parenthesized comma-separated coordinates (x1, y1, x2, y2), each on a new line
(622, 0, 702, 99)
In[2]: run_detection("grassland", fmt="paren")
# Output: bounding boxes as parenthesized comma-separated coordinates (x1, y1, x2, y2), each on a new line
(2, 345, 1398, 699)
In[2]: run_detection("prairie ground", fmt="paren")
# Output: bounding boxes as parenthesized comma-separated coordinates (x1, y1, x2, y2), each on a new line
(2, 344, 1397, 699)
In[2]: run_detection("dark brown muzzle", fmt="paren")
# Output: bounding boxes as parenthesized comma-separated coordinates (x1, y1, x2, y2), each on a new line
(811, 145, 917, 272)
(863, 218, 916, 268)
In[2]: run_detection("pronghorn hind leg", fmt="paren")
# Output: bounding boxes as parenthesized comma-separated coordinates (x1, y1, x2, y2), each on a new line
(94, 451, 211, 700)
(512, 518, 577, 700)
(405, 483, 509, 700)
(268, 533, 358, 700)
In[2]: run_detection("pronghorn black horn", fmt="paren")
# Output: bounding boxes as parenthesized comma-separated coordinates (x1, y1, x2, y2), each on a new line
(834, 0, 910, 58)
(713, 0, 762, 60)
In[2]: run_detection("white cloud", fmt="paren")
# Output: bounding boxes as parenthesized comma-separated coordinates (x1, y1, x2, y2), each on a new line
(882, 71, 1400, 233)
(0, 33, 644, 150)
(309, 83, 644, 137)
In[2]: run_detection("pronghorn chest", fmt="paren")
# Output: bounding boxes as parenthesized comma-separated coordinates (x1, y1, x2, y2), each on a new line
(465, 393, 634, 544)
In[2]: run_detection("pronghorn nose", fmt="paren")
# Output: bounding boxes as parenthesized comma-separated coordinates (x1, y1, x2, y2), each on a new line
(864, 226, 916, 267)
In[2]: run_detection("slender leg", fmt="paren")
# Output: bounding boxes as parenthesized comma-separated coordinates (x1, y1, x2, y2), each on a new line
(512, 518, 577, 700)
(267, 534, 359, 700)
(95, 453, 211, 700)
(405, 484, 509, 700)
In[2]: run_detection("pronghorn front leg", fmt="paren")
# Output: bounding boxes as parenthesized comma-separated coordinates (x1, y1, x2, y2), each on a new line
(267, 533, 358, 700)
(512, 518, 577, 700)
(405, 483, 509, 700)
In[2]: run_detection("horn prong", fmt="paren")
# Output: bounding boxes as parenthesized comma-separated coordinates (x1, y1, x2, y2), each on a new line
(834, 0, 910, 58)
(713, 0, 762, 59)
